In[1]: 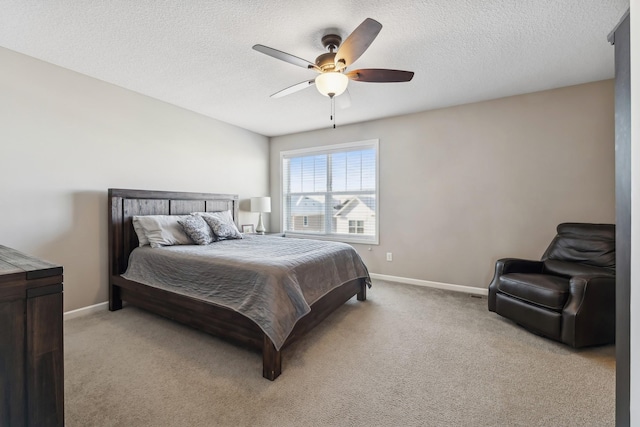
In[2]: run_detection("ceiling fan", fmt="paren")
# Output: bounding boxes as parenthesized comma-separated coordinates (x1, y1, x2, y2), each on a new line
(252, 18, 414, 100)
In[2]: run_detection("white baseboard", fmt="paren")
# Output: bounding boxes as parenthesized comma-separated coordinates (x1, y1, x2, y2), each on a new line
(369, 273, 488, 296)
(63, 301, 109, 320)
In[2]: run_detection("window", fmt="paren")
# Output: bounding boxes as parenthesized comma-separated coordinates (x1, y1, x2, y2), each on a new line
(349, 220, 365, 234)
(281, 139, 378, 244)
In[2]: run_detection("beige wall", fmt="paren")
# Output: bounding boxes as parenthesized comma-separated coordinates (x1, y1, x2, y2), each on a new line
(270, 80, 615, 289)
(0, 47, 270, 312)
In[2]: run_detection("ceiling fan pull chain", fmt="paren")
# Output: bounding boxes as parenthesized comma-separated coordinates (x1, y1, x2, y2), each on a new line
(331, 95, 336, 129)
(330, 96, 332, 122)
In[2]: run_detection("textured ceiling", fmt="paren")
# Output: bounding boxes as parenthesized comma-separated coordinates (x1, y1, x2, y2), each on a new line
(0, 1, 629, 137)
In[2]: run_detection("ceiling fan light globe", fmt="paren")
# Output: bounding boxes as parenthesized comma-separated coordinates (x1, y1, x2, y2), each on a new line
(315, 72, 349, 97)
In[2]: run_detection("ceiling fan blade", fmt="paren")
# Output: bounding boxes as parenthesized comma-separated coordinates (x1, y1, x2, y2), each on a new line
(271, 79, 315, 98)
(334, 18, 382, 70)
(346, 69, 414, 82)
(253, 44, 317, 70)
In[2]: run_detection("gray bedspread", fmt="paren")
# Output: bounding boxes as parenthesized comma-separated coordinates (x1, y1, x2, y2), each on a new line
(122, 235, 370, 350)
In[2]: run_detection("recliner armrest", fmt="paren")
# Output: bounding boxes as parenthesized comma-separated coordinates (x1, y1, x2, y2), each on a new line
(488, 258, 543, 311)
(498, 258, 545, 275)
(561, 275, 615, 347)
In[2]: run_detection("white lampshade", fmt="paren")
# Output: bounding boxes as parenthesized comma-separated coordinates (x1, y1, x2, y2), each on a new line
(315, 72, 349, 97)
(250, 197, 271, 213)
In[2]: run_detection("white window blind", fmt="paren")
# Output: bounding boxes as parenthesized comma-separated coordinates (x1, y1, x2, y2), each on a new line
(281, 139, 378, 244)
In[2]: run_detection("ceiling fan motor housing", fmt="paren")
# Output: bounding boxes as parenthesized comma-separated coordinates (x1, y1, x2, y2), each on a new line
(316, 34, 343, 72)
(315, 52, 338, 71)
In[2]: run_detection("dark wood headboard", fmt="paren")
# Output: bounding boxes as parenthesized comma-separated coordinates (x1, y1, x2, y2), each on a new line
(108, 188, 239, 277)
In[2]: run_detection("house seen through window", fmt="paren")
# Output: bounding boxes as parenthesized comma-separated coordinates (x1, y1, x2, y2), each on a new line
(281, 140, 378, 244)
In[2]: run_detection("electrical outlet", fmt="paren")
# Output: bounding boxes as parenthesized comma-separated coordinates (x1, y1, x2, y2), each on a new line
(386, 252, 393, 261)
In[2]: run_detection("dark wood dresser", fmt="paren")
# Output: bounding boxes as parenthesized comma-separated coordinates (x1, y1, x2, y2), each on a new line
(0, 245, 64, 426)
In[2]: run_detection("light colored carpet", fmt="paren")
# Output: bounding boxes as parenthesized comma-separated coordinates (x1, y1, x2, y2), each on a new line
(64, 280, 615, 426)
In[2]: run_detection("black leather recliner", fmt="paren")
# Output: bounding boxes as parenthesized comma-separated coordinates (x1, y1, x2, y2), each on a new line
(488, 223, 615, 347)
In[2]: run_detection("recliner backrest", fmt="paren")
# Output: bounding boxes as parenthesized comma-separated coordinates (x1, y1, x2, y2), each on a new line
(541, 223, 615, 273)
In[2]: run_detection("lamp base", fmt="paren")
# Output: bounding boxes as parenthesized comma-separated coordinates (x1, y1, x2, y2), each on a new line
(256, 212, 266, 235)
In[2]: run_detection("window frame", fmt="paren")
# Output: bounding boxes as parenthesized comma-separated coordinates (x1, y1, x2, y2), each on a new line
(280, 139, 379, 245)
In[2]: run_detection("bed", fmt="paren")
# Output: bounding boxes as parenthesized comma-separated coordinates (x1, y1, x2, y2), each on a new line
(108, 188, 370, 380)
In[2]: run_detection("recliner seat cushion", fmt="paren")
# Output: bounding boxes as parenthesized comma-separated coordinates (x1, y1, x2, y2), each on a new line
(497, 273, 569, 311)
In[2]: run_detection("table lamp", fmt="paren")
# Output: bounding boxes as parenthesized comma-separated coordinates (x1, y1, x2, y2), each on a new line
(250, 197, 271, 235)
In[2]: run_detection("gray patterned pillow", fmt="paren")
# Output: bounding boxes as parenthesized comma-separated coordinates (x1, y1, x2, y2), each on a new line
(201, 211, 243, 241)
(178, 214, 215, 245)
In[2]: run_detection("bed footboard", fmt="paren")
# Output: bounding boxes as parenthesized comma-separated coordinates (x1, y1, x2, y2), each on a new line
(262, 336, 282, 380)
(357, 280, 367, 301)
(109, 284, 122, 311)
(265, 277, 366, 379)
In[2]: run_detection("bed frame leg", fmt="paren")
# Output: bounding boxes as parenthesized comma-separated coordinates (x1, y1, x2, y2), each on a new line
(262, 335, 281, 381)
(109, 284, 122, 311)
(357, 280, 367, 301)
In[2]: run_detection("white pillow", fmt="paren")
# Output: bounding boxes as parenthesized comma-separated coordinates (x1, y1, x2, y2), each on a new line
(132, 217, 150, 246)
(132, 215, 194, 248)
